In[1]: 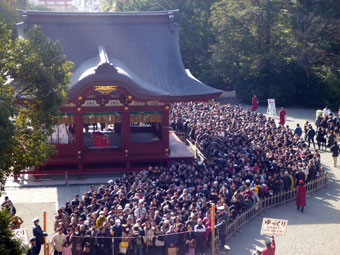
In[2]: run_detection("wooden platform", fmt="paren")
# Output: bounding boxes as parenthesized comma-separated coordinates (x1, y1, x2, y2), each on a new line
(169, 131, 194, 160)
(19, 132, 194, 178)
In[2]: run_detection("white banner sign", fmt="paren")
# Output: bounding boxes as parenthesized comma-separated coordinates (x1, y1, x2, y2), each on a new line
(261, 218, 288, 236)
(267, 99, 277, 116)
(13, 228, 29, 246)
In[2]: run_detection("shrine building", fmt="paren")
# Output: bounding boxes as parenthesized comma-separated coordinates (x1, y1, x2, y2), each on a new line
(17, 11, 222, 176)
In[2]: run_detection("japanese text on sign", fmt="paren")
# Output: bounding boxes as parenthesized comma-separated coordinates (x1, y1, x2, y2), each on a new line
(13, 228, 29, 246)
(261, 218, 288, 236)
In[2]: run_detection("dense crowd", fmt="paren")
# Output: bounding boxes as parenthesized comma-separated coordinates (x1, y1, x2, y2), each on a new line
(33, 103, 323, 255)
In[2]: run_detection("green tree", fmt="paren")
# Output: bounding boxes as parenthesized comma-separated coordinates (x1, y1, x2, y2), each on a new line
(291, 0, 340, 108)
(103, 0, 221, 87)
(0, 209, 25, 255)
(210, 0, 340, 107)
(0, 0, 27, 37)
(211, 0, 299, 104)
(0, 22, 73, 192)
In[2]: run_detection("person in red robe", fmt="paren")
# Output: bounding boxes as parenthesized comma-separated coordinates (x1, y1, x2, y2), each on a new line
(279, 107, 286, 125)
(296, 180, 306, 212)
(251, 94, 258, 111)
(262, 236, 275, 255)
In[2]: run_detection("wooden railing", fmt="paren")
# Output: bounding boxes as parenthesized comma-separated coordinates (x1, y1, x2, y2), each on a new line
(224, 172, 329, 240)
(173, 131, 206, 162)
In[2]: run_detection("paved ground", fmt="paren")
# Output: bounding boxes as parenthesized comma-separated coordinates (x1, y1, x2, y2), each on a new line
(1, 104, 340, 254)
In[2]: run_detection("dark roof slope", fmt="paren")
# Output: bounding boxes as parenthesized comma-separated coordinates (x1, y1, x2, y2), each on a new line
(18, 11, 222, 101)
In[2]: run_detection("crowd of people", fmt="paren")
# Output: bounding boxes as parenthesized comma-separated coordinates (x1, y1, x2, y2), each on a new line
(302, 106, 340, 167)
(26, 102, 325, 255)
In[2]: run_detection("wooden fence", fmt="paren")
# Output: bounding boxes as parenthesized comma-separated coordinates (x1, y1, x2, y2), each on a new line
(224, 172, 329, 240)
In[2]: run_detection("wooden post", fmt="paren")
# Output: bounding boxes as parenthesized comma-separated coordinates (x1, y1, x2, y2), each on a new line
(211, 203, 215, 255)
(65, 171, 69, 186)
(43, 211, 47, 255)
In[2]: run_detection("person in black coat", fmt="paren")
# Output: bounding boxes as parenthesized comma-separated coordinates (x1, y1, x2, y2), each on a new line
(307, 125, 316, 148)
(112, 219, 123, 255)
(331, 142, 340, 167)
(32, 218, 48, 255)
(27, 237, 39, 255)
(96, 227, 107, 255)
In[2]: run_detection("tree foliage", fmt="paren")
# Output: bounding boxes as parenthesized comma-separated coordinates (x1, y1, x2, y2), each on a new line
(210, 0, 340, 107)
(102, 0, 221, 87)
(104, 0, 340, 108)
(0, 22, 73, 192)
(0, 209, 25, 255)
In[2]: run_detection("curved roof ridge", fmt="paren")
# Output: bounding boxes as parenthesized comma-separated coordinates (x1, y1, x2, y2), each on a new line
(22, 10, 179, 16)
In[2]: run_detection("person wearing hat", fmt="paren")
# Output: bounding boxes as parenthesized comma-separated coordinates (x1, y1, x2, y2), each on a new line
(112, 219, 123, 255)
(27, 237, 39, 255)
(217, 206, 228, 247)
(32, 217, 48, 255)
(261, 236, 275, 255)
(49, 227, 66, 255)
(296, 180, 306, 212)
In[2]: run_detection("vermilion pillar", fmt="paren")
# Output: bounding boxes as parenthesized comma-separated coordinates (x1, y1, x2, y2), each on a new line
(74, 109, 84, 175)
(121, 109, 130, 151)
(162, 105, 170, 153)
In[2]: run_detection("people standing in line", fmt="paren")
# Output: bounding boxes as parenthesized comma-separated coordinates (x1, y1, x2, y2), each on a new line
(296, 180, 306, 213)
(323, 106, 331, 118)
(304, 121, 310, 141)
(50, 227, 66, 255)
(279, 107, 286, 125)
(62, 241, 72, 255)
(27, 237, 39, 255)
(165, 225, 178, 255)
(252, 94, 258, 112)
(307, 124, 316, 148)
(261, 236, 275, 255)
(327, 130, 336, 149)
(294, 124, 302, 138)
(330, 142, 340, 167)
(32, 217, 48, 255)
(316, 127, 326, 150)
(217, 206, 228, 247)
(194, 218, 206, 255)
(185, 224, 196, 255)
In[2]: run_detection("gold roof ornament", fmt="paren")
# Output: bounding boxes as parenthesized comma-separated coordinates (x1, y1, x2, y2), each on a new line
(94, 86, 118, 95)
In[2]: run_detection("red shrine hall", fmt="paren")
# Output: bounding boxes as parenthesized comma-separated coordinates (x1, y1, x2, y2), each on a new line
(18, 11, 221, 176)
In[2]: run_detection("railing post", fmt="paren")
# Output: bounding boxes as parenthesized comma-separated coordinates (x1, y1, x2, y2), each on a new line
(211, 203, 215, 255)
(43, 211, 47, 255)
(65, 171, 69, 186)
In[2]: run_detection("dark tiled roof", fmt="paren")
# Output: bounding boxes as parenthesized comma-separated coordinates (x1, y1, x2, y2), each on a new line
(18, 11, 222, 101)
